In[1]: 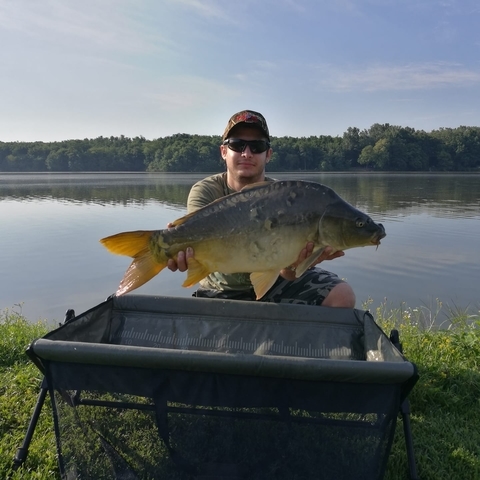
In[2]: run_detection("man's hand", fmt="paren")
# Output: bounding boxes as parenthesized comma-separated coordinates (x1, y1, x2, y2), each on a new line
(167, 247, 194, 272)
(310, 244, 345, 263)
(166, 222, 195, 272)
(280, 243, 345, 280)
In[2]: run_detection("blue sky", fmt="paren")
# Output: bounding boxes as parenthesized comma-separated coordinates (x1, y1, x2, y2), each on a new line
(1, 0, 479, 142)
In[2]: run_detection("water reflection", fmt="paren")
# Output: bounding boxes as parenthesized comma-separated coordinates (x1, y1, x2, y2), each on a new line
(0, 173, 201, 207)
(1, 172, 479, 324)
(284, 173, 480, 219)
(1, 173, 478, 218)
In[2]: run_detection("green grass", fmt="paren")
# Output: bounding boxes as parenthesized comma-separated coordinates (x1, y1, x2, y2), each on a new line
(0, 307, 57, 479)
(370, 299, 480, 480)
(1, 302, 479, 479)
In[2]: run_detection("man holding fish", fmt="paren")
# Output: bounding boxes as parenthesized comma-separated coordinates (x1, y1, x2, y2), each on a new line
(166, 110, 356, 308)
(101, 110, 385, 305)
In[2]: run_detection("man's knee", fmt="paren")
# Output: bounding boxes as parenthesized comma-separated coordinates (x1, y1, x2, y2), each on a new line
(321, 282, 356, 308)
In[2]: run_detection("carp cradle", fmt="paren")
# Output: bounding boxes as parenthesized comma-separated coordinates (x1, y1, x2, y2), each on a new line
(16, 294, 419, 479)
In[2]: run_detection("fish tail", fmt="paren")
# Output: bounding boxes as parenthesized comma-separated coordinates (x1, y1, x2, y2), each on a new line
(100, 231, 166, 295)
(100, 231, 154, 257)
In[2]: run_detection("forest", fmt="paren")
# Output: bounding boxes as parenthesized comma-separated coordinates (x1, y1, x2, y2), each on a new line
(1, 123, 480, 172)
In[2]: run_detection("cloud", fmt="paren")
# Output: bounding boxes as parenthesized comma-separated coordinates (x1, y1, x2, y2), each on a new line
(231, 60, 278, 85)
(147, 76, 242, 110)
(279, 0, 307, 13)
(317, 62, 480, 92)
(0, 0, 172, 54)
(167, 0, 230, 20)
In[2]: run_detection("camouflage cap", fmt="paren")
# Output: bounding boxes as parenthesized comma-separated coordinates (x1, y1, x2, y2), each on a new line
(222, 110, 270, 141)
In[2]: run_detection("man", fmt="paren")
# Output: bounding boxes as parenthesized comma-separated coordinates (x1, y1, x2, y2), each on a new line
(167, 110, 355, 308)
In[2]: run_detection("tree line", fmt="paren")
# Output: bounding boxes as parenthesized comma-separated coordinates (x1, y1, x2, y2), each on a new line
(1, 124, 479, 172)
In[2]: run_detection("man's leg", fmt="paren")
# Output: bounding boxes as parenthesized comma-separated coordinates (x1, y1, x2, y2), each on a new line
(260, 268, 355, 308)
(321, 282, 355, 308)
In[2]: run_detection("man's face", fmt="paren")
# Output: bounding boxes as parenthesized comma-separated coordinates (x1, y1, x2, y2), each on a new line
(220, 125, 272, 186)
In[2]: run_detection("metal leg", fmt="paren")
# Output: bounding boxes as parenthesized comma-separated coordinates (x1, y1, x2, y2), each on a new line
(400, 399, 419, 480)
(14, 308, 76, 471)
(12, 379, 48, 470)
(390, 329, 419, 480)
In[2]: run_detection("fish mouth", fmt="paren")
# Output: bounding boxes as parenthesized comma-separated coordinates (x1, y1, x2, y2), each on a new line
(371, 231, 387, 249)
(372, 234, 386, 244)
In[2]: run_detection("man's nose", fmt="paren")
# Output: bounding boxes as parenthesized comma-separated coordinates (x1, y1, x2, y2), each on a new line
(241, 145, 253, 156)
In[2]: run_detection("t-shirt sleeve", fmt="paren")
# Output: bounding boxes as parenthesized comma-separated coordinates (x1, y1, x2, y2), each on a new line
(187, 177, 225, 213)
(187, 174, 274, 214)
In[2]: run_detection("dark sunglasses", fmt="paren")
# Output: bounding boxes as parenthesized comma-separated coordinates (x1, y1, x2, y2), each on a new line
(223, 138, 270, 154)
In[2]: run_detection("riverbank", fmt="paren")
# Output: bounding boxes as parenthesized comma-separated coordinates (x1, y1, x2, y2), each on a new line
(1, 303, 479, 479)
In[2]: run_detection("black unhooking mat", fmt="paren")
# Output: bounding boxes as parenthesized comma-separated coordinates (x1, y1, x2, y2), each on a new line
(27, 294, 418, 480)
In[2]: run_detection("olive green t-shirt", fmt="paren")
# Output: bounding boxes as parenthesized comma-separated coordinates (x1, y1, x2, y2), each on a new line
(187, 172, 275, 291)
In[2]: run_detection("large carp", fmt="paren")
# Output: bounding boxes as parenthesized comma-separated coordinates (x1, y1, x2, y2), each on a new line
(101, 180, 386, 299)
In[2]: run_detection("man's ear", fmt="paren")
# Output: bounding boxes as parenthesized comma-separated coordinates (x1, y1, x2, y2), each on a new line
(265, 147, 273, 163)
(220, 144, 227, 160)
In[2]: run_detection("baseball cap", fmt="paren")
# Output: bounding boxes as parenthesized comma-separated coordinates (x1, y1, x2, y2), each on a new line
(222, 110, 270, 141)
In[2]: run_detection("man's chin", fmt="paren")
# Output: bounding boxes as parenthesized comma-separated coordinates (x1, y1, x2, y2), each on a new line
(236, 165, 259, 175)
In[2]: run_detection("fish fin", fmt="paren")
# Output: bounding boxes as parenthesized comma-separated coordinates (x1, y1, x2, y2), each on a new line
(170, 212, 196, 227)
(170, 182, 273, 227)
(116, 252, 165, 296)
(100, 230, 165, 295)
(250, 271, 280, 300)
(182, 258, 211, 287)
(295, 247, 326, 277)
(171, 182, 273, 227)
(100, 231, 154, 257)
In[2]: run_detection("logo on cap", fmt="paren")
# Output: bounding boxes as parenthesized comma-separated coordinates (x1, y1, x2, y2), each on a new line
(222, 110, 270, 141)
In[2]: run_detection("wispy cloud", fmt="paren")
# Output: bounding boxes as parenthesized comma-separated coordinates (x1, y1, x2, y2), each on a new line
(317, 62, 480, 92)
(231, 60, 278, 89)
(148, 76, 242, 110)
(167, 0, 230, 20)
(279, 0, 307, 14)
(0, 0, 172, 54)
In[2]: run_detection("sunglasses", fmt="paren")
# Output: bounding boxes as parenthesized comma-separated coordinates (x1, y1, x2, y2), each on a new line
(223, 138, 270, 154)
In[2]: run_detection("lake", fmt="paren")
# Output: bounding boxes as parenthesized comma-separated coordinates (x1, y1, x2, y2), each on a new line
(1, 172, 479, 326)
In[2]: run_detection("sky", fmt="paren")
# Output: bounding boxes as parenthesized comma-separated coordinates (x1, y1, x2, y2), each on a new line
(1, 0, 480, 142)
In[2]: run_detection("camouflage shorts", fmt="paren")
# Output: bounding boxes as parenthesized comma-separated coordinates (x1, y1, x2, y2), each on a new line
(193, 268, 344, 306)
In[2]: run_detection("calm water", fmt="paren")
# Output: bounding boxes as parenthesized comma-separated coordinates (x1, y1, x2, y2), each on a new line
(1, 172, 479, 325)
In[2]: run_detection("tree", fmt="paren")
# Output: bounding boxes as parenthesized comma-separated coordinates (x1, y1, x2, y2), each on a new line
(358, 139, 389, 169)
(46, 148, 70, 171)
(1, 125, 479, 172)
(342, 127, 366, 168)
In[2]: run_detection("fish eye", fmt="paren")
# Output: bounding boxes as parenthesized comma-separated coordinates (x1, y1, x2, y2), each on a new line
(356, 219, 365, 228)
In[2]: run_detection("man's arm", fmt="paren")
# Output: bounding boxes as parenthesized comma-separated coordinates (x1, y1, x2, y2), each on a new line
(167, 177, 223, 272)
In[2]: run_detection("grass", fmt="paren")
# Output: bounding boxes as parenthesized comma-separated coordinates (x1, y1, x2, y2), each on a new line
(369, 298, 480, 480)
(0, 307, 57, 479)
(1, 301, 479, 479)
